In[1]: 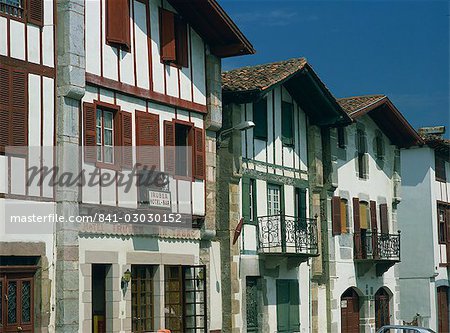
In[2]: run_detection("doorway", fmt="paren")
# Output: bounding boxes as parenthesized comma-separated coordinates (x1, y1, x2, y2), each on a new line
(438, 286, 449, 333)
(375, 288, 390, 329)
(341, 288, 360, 333)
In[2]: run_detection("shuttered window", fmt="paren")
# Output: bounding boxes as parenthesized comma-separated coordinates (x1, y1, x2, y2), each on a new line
(243, 178, 257, 224)
(380, 203, 389, 234)
(164, 120, 204, 179)
(106, 0, 130, 50)
(28, 0, 43, 26)
(341, 199, 348, 233)
(0, 65, 28, 154)
(281, 101, 294, 146)
(136, 111, 160, 170)
(436, 155, 447, 181)
(332, 196, 341, 236)
(83, 101, 129, 168)
(359, 202, 369, 230)
(160, 8, 189, 67)
(253, 97, 267, 140)
(356, 129, 368, 179)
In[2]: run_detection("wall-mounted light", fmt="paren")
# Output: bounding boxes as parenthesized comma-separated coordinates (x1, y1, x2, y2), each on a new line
(121, 269, 131, 289)
(217, 121, 255, 148)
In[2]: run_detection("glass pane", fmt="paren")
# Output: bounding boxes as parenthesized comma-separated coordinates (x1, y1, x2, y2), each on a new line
(96, 129, 102, 145)
(97, 145, 102, 162)
(21, 281, 31, 323)
(7, 281, 17, 324)
(104, 111, 113, 129)
(104, 129, 113, 146)
(96, 109, 102, 127)
(104, 146, 113, 164)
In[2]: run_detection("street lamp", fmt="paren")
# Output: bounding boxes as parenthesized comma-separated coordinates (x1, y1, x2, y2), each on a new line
(217, 120, 255, 147)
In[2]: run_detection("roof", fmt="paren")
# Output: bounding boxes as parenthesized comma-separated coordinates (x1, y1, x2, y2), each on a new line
(222, 58, 351, 126)
(338, 94, 386, 115)
(167, 0, 255, 58)
(338, 94, 422, 148)
(222, 58, 308, 92)
(421, 134, 450, 157)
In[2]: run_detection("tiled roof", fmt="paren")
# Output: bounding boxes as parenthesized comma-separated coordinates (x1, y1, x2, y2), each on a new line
(421, 135, 450, 155)
(222, 57, 307, 92)
(337, 95, 386, 115)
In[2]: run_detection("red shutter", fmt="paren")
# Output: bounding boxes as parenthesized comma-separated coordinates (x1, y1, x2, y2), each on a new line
(353, 198, 362, 259)
(0, 66, 10, 150)
(193, 128, 205, 180)
(11, 68, 27, 154)
(121, 111, 133, 169)
(83, 102, 97, 163)
(106, 0, 130, 48)
(380, 203, 389, 234)
(332, 196, 341, 236)
(164, 120, 175, 175)
(160, 8, 176, 62)
(370, 200, 379, 259)
(175, 17, 188, 67)
(136, 111, 160, 170)
(28, 0, 43, 27)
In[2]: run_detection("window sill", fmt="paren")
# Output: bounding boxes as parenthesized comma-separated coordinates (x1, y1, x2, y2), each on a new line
(436, 177, 447, 183)
(95, 161, 122, 172)
(160, 58, 188, 70)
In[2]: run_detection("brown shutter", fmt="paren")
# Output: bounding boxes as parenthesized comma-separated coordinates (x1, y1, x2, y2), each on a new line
(353, 198, 362, 259)
(193, 128, 205, 180)
(380, 203, 389, 234)
(106, 0, 130, 48)
(28, 0, 43, 27)
(332, 196, 341, 236)
(446, 208, 450, 264)
(164, 120, 175, 175)
(83, 102, 97, 163)
(370, 200, 379, 259)
(160, 8, 176, 62)
(0, 66, 10, 150)
(175, 17, 188, 67)
(11, 68, 27, 154)
(121, 111, 133, 169)
(136, 111, 160, 170)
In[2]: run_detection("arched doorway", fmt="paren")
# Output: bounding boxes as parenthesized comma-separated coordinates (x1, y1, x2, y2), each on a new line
(375, 287, 390, 329)
(437, 286, 449, 333)
(341, 288, 360, 333)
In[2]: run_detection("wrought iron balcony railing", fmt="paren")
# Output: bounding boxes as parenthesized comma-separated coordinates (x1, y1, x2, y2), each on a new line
(354, 230, 401, 261)
(257, 215, 318, 256)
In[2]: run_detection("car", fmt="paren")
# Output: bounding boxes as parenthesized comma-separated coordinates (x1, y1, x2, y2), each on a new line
(376, 325, 436, 333)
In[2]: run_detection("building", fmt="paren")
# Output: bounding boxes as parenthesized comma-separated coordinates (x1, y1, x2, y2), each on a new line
(325, 95, 421, 332)
(0, 0, 56, 332)
(219, 58, 350, 333)
(398, 127, 450, 332)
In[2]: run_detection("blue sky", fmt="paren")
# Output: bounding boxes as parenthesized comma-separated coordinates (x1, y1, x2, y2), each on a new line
(221, 0, 449, 135)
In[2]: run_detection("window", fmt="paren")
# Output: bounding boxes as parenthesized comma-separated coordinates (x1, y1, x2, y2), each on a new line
(164, 265, 206, 333)
(83, 102, 132, 168)
(436, 155, 447, 181)
(332, 196, 348, 235)
(337, 127, 346, 148)
(375, 132, 385, 160)
(96, 109, 114, 164)
(340, 199, 348, 233)
(356, 129, 368, 179)
(438, 205, 448, 244)
(359, 201, 370, 230)
(267, 184, 281, 216)
(164, 120, 205, 179)
(0, 65, 28, 154)
(253, 97, 267, 140)
(0, 0, 42, 25)
(106, 0, 130, 50)
(160, 8, 188, 67)
(295, 188, 307, 229)
(380, 203, 389, 234)
(246, 277, 261, 333)
(281, 101, 294, 146)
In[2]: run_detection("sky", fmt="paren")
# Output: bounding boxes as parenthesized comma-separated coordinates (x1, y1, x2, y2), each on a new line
(220, 0, 450, 137)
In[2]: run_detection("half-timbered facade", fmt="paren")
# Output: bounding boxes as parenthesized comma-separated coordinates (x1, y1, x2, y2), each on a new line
(219, 58, 350, 333)
(326, 95, 421, 332)
(74, 1, 254, 333)
(398, 128, 450, 332)
(0, 0, 56, 332)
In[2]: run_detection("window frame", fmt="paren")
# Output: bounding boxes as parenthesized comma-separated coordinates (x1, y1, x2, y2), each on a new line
(340, 198, 348, 233)
(435, 154, 447, 182)
(173, 120, 194, 179)
(438, 204, 448, 244)
(159, 8, 189, 68)
(253, 97, 268, 141)
(267, 183, 282, 216)
(356, 129, 368, 179)
(375, 132, 385, 161)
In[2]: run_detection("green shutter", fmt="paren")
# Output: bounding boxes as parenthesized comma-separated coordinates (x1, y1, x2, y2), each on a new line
(276, 280, 290, 332)
(282, 102, 294, 146)
(253, 98, 267, 140)
(299, 188, 307, 229)
(289, 280, 300, 331)
(242, 177, 250, 222)
(277, 279, 300, 332)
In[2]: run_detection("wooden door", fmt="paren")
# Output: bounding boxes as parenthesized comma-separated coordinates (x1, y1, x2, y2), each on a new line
(341, 288, 359, 333)
(1, 274, 34, 333)
(438, 286, 449, 333)
(375, 288, 390, 329)
(132, 266, 154, 333)
(276, 279, 300, 333)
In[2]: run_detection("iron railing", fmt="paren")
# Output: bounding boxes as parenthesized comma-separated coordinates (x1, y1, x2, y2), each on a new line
(257, 215, 318, 255)
(354, 231, 401, 261)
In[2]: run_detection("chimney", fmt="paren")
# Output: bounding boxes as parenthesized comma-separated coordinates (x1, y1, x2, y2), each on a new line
(418, 126, 446, 139)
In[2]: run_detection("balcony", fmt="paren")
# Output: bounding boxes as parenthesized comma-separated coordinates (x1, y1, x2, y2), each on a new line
(257, 215, 318, 257)
(354, 230, 401, 276)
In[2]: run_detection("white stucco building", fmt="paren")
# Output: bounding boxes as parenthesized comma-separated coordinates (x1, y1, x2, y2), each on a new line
(398, 128, 450, 332)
